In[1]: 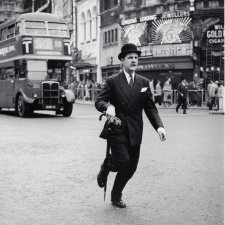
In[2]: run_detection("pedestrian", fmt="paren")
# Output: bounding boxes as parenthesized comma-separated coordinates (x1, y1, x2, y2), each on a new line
(155, 80, 162, 106)
(162, 77, 172, 107)
(208, 80, 218, 110)
(176, 76, 188, 114)
(217, 81, 224, 110)
(95, 43, 166, 208)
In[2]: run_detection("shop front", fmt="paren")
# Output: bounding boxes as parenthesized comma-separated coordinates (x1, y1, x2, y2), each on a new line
(101, 64, 121, 82)
(137, 55, 194, 88)
(70, 62, 97, 82)
(197, 19, 224, 83)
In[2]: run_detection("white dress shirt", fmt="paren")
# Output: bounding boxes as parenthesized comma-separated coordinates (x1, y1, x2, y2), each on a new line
(124, 70, 135, 84)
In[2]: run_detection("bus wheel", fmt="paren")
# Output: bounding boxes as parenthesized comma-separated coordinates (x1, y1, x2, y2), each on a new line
(62, 103, 73, 117)
(16, 95, 32, 117)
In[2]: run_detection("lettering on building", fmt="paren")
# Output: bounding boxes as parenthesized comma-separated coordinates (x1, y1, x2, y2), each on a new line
(207, 24, 224, 44)
(0, 45, 16, 57)
(151, 43, 192, 57)
(138, 63, 175, 70)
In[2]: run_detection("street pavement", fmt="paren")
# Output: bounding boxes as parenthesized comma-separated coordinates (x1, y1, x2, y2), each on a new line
(0, 104, 224, 225)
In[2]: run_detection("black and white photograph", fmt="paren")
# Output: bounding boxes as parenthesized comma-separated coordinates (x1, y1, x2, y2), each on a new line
(0, 0, 224, 224)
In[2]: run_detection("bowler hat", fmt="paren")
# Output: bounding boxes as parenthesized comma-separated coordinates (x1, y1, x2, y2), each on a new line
(118, 43, 141, 60)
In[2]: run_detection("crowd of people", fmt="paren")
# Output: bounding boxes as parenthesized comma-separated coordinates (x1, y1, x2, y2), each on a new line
(68, 79, 104, 101)
(149, 76, 205, 107)
(207, 79, 224, 111)
(68, 76, 224, 110)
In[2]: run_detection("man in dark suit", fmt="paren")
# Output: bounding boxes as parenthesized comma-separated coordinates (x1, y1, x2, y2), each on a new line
(176, 77, 188, 114)
(95, 43, 166, 208)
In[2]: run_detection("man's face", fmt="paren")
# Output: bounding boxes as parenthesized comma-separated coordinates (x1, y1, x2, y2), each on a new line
(121, 52, 139, 74)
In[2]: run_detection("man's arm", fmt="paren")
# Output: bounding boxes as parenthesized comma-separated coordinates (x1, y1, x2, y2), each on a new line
(144, 87, 166, 141)
(95, 78, 115, 115)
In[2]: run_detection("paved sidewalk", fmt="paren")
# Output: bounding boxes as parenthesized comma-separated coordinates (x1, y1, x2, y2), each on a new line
(75, 99, 212, 110)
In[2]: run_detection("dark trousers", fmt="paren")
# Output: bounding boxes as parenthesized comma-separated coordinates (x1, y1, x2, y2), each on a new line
(209, 97, 216, 110)
(176, 97, 187, 112)
(155, 95, 162, 105)
(109, 142, 140, 201)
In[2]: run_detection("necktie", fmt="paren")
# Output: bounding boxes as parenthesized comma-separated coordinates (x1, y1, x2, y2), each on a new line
(129, 74, 133, 89)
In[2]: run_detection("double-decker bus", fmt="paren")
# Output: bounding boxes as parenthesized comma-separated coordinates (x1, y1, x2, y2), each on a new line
(0, 12, 75, 117)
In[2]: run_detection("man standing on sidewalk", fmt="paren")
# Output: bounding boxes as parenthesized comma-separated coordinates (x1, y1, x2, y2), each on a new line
(95, 43, 166, 208)
(176, 77, 188, 114)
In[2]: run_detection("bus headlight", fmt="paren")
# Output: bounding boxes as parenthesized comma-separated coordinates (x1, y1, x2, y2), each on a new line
(61, 91, 66, 98)
(32, 92, 38, 98)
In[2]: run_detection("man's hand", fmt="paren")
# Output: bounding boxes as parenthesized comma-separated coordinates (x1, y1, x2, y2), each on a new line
(157, 127, 166, 141)
(106, 105, 115, 117)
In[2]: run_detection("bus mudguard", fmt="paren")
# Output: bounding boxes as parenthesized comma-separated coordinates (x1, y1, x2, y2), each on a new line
(19, 89, 35, 104)
(64, 90, 75, 103)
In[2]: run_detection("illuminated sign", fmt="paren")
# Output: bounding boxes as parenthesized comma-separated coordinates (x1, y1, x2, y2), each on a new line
(206, 24, 224, 44)
(0, 45, 16, 57)
(122, 22, 148, 46)
(121, 11, 192, 46)
(151, 43, 192, 57)
(152, 17, 192, 44)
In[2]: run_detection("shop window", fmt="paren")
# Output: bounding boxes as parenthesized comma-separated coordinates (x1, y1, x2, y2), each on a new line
(196, 1, 204, 9)
(156, 6, 163, 14)
(104, 28, 118, 46)
(111, 30, 114, 42)
(115, 29, 118, 42)
(108, 31, 110, 43)
(104, 31, 107, 44)
(101, 0, 118, 12)
(163, 4, 169, 12)
(209, 1, 219, 8)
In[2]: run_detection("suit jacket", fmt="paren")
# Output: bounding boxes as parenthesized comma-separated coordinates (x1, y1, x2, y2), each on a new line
(177, 83, 188, 99)
(95, 72, 164, 146)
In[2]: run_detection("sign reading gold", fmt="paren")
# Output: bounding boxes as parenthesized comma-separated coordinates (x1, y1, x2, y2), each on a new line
(207, 24, 224, 44)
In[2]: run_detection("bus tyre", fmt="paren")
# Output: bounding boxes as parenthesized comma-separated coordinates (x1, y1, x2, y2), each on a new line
(16, 95, 32, 117)
(62, 103, 73, 117)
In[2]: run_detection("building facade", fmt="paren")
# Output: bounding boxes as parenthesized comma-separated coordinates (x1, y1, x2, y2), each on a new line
(99, 0, 224, 88)
(99, 0, 123, 81)
(1, 0, 224, 86)
(23, 0, 52, 13)
(75, 0, 100, 82)
(191, 0, 224, 85)
(0, 0, 24, 24)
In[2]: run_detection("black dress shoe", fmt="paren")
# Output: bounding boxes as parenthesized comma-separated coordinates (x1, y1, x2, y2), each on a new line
(97, 158, 109, 188)
(176, 108, 178, 113)
(112, 200, 126, 208)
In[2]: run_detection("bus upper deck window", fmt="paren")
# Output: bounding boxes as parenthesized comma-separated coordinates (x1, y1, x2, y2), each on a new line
(48, 23, 69, 36)
(1, 27, 8, 41)
(25, 21, 47, 35)
(7, 24, 15, 39)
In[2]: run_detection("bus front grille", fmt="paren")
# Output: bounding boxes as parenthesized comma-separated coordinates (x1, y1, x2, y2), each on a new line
(42, 82, 59, 109)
